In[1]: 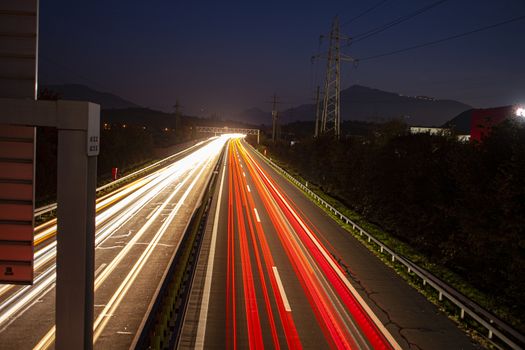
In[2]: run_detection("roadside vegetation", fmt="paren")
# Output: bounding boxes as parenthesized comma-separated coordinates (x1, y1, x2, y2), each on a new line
(35, 125, 156, 206)
(263, 119, 525, 333)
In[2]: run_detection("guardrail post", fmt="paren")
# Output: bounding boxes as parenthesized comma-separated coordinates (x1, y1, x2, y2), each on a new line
(439, 292, 443, 301)
(391, 255, 395, 262)
(460, 308, 465, 319)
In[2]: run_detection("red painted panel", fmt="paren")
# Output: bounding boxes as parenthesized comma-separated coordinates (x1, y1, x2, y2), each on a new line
(0, 203, 33, 221)
(0, 244, 32, 261)
(470, 106, 513, 142)
(0, 182, 32, 200)
(0, 125, 34, 138)
(0, 0, 37, 285)
(0, 161, 33, 180)
(0, 223, 33, 241)
(0, 141, 33, 159)
(0, 263, 33, 284)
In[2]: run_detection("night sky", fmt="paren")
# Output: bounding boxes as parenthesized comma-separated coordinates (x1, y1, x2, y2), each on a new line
(39, 0, 525, 118)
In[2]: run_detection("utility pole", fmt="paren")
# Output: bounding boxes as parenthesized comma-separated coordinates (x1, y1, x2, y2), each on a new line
(173, 100, 183, 140)
(270, 93, 280, 143)
(174, 100, 182, 115)
(313, 16, 353, 139)
(314, 85, 321, 138)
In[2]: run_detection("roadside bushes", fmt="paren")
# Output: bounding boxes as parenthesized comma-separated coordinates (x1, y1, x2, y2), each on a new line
(268, 120, 525, 323)
(35, 124, 155, 203)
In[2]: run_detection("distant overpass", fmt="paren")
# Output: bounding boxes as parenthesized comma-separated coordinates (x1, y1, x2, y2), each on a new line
(195, 126, 260, 143)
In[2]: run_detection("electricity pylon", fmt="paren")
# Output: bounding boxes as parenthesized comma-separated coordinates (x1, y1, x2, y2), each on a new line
(314, 85, 321, 138)
(314, 16, 353, 139)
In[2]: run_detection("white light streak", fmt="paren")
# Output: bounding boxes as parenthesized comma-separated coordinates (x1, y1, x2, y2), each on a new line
(0, 136, 232, 349)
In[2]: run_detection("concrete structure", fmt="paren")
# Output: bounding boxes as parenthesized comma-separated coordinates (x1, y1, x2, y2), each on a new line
(409, 126, 470, 142)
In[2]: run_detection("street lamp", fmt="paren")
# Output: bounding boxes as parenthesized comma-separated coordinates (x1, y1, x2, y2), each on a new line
(516, 107, 525, 117)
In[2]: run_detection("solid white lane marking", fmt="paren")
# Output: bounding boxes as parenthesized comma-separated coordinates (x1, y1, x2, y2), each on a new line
(247, 185, 251, 192)
(194, 147, 228, 350)
(272, 266, 291, 312)
(253, 208, 261, 223)
(95, 263, 107, 277)
(146, 205, 160, 219)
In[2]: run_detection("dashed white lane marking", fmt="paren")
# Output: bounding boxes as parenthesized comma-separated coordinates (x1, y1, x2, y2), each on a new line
(253, 208, 261, 222)
(243, 172, 246, 177)
(272, 266, 291, 312)
(247, 185, 251, 192)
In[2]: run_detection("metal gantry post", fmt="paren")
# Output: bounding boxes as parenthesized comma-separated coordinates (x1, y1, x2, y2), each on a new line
(0, 99, 100, 350)
(56, 126, 98, 350)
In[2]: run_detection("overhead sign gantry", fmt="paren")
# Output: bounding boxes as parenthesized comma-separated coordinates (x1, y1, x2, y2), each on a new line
(195, 126, 260, 143)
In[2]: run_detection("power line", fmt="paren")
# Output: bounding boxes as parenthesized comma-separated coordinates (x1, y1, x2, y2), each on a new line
(341, 0, 391, 27)
(319, 0, 390, 47)
(356, 14, 525, 62)
(351, 0, 450, 44)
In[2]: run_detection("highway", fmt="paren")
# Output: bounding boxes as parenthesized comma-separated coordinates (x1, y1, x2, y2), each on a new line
(181, 138, 479, 349)
(0, 136, 228, 349)
(0, 135, 481, 349)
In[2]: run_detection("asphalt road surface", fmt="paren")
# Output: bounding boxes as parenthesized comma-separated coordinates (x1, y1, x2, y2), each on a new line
(181, 138, 479, 350)
(0, 136, 226, 349)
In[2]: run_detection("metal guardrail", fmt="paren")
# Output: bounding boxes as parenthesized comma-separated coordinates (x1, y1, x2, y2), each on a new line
(33, 139, 211, 218)
(254, 148, 524, 350)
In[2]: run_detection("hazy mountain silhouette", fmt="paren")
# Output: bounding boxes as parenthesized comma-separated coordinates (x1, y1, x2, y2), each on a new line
(41, 84, 140, 109)
(237, 85, 472, 126)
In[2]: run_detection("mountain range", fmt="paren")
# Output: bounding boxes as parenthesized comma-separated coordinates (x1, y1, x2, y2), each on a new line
(40, 84, 139, 109)
(40, 84, 472, 127)
(236, 85, 472, 127)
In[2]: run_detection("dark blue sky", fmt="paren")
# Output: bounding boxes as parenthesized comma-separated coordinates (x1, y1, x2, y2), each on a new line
(39, 0, 525, 117)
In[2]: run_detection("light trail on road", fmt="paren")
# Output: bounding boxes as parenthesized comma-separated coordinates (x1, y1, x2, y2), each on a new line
(217, 138, 401, 349)
(0, 136, 231, 349)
